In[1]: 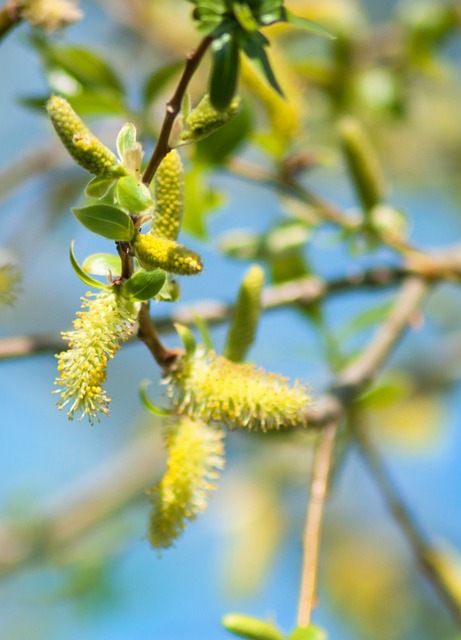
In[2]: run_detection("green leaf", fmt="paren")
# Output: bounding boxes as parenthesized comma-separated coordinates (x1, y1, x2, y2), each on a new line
(72, 205, 135, 241)
(283, 10, 335, 39)
(210, 33, 240, 111)
(115, 176, 154, 213)
(142, 61, 183, 108)
(64, 90, 127, 116)
(194, 100, 252, 165)
(287, 626, 328, 640)
(116, 123, 138, 158)
(69, 242, 111, 290)
(85, 176, 115, 199)
(44, 45, 124, 94)
(243, 34, 283, 96)
(174, 323, 197, 356)
(222, 613, 284, 640)
(193, 313, 214, 351)
(183, 167, 225, 238)
(82, 253, 121, 277)
(233, 3, 259, 31)
(121, 269, 166, 301)
(337, 301, 393, 342)
(140, 380, 172, 416)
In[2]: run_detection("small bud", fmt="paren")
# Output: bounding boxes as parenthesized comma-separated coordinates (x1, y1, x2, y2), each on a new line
(164, 348, 312, 431)
(132, 233, 203, 276)
(338, 116, 386, 212)
(223, 264, 265, 363)
(222, 614, 284, 640)
(20, 0, 82, 32)
(148, 418, 225, 549)
(180, 94, 241, 143)
(151, 150, 184, 240)
(47, 95, 125, 177)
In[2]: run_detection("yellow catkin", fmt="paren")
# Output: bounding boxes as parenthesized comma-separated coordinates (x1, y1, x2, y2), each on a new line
(180, 94, 241, 143)
(165, 348, 312, 431)
(151, 150, 184, 240)
(223, 264, 265, 363)
(132, 232, 203, 276)
(148, 418, 225, 549)
(54, 291, 138, 423)
(47, 95, 125, 177)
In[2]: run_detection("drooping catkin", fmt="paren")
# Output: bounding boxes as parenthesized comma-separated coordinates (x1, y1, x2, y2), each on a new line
(132, 232, 203, 276)
(47, 95, 125, 177)
(148, 417, 225, 549)
(165, 348, 312, 431)
(223, 264, 265, 363)
(151, 150, 184, 240)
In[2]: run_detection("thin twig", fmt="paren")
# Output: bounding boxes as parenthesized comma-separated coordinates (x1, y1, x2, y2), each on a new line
(353, 420, 461, 626)
(142, 36, 212, 185)
(137, 301, 181, 368)
(297, 418, 340, 626)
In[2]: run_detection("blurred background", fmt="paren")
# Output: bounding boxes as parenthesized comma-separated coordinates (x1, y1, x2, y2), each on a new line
(1, 1, 461, 638)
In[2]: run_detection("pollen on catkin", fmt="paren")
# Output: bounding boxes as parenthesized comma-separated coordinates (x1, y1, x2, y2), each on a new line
(151, 150, 184, 240)
(54, 291, 138, 424)
(164, 348, 312, 431)
(180, 94, 241, 143)
(47, 95, 125, 177)
(132, 232, 203, 276)
(148, 417, 225, 549)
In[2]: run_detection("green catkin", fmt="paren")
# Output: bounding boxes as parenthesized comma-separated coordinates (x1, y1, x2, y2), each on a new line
(165, 348, 312, 431)
(223, 264, 265, 363)
(222, 614, 285, 640)
(180, 94, 241, 143)
(338, 116, 386, 212)
(151, 150, 184, 240)
(132, 233, 203, 276)
(148, 418, 225, 549)
(46, 95, 125, 177)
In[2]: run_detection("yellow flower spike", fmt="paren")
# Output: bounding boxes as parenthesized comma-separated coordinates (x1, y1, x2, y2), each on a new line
(47, 95, 125, 177)
(180, 94, 241, 144)
(223, 263, 265, 363)
(164, 348, 313, 431)
(148, 417, 225, 549)
(132, 232, 203, 276)
(20, 0, 82, 31)
(151, 150, 185, 241)
(54, 291, 138, 424)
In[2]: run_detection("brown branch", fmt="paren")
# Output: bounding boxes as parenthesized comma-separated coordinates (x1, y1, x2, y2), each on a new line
(297, 418, 340, 626)
(137, 301, 181, 368)
(142, 36, 212, 186)
(353, 420, 461, 626)
(0, 266, 423, 361)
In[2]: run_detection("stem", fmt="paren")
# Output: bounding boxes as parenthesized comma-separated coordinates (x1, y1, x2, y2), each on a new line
(353, 421, 461, 626)
(137, 302, 181, 368)
(297, 419, 340, 626)
(142, 36, 212, 186)
(0, 3, 22, 42)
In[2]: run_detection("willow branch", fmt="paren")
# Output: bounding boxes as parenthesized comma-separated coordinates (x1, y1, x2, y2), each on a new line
(297, 418, 340, 627)
(137, 301, 181, 368)
(142, 35, 212, 185)
(353, 420, 461, 626)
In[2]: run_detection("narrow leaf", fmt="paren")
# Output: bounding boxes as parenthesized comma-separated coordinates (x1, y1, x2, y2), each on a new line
(174, 323, 197, 356)
(243, 36, 284, 97)
(69, 242, 110, 290)
(283, 10, 335, 39)
(72, 205, 135, 241)
(121, 269, 166, 301)
(140, 380, 172, 416)
(85, 176, 115, 199)
(210, 34, 240, 111)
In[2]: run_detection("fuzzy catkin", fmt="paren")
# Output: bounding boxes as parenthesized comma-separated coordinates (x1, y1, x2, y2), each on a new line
(151, 150, 184, 240)
(132, 233, 202, 276)
(47, 95, 125, 177)
(180, 94, 241, 143)
(165, 348, 312, 431)
(148, 418, 225, 549)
